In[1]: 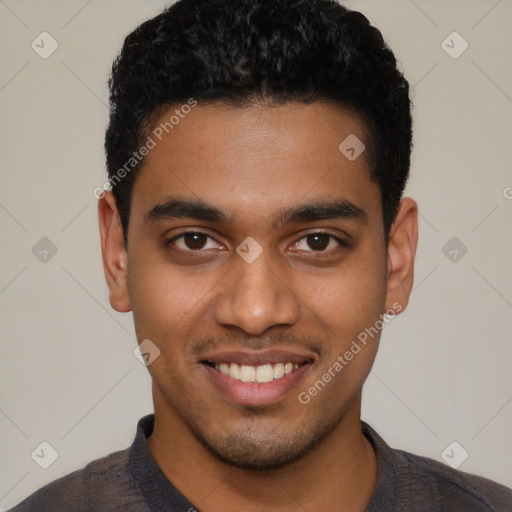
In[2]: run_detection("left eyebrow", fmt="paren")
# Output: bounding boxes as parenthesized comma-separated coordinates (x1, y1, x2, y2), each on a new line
(271, 198, 367, 228)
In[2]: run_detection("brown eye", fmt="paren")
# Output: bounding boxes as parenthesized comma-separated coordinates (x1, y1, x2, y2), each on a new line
(306, 233, 330, 251)
(167, 232, 221, 252)
(183, 233, 208, 250)
(294, 232, 348, 253)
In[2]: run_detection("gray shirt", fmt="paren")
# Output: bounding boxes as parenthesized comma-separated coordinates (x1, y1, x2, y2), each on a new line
(9, 414, 512, 511)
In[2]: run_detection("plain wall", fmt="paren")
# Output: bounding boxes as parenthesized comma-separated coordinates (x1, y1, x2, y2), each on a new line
(0, 0, 511, 508)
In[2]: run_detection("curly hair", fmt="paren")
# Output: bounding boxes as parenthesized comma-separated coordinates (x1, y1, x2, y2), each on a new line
(105, 0, 412, 245)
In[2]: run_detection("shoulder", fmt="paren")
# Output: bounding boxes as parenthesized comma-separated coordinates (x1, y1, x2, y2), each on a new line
(392, 447, 512, 510)
(362, 422, 512, 511)
(8, 448, 147, 512)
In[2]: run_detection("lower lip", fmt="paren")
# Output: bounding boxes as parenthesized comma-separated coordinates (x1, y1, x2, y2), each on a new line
(202, 363, 311, 406)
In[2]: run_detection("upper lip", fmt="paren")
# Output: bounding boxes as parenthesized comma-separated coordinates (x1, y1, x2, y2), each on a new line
(201, 349, 316, 366)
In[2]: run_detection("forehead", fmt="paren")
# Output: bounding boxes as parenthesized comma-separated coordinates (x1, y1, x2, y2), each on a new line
(131, 101, 381, 229)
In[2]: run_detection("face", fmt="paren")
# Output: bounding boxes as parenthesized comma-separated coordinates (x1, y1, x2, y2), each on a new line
(100, 101, 417, 470)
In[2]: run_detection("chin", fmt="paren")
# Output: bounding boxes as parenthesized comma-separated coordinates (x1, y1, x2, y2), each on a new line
(191, 416, 340, 471)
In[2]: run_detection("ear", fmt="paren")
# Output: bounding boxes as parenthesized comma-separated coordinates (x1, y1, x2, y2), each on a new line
(384, 197, 418, 313)
(98, 191, 131, 312)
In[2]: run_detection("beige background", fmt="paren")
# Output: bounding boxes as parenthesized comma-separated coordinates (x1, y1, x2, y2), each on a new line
(1, 0, 511, 508)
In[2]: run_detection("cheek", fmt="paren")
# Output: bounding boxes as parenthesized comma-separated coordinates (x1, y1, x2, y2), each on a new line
(302, 251, 387, 337)
(295, 262, 386, 409)
(296, 248, 387, 395)
(127, 252, 214, 345)
(128, 267, 212, 389)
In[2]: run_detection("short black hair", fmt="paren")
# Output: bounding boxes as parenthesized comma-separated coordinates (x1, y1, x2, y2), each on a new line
(105, 0, 412, 246)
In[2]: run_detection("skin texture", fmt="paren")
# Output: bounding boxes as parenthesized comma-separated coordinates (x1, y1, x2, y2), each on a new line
(99, 101, 418, 511)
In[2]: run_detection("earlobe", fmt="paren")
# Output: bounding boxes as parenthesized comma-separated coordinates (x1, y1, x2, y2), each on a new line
(384, 197, 418, 313)
(98, 191, 131, 312)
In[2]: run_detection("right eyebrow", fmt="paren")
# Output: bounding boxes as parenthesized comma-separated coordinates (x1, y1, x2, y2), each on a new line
(144, 196, 231, 224)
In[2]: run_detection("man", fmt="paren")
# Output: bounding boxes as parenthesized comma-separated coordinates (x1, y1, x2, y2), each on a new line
(10, 0, 512, 510)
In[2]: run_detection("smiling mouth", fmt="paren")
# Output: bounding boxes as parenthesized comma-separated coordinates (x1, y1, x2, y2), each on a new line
(203, 361, 309, 383)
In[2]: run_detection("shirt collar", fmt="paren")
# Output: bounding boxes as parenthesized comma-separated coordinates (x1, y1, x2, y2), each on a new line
(127, 414, 198, 511)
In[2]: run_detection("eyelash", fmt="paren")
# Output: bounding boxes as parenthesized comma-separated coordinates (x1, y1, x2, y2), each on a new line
(165, 230, 349, 255)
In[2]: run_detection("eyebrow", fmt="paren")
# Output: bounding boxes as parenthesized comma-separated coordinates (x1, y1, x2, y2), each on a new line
(144, 195, 367, 228)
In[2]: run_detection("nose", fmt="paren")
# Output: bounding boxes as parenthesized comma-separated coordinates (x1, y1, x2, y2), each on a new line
(212, 247, 301, 336)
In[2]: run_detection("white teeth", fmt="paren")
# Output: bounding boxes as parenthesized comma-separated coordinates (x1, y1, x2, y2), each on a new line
(273, 363, 285, 379)
(212, 361, 301, 382)
(239, 365, 255, 382)
(229, 362, 240, 380)
(256, 364, 274, 383)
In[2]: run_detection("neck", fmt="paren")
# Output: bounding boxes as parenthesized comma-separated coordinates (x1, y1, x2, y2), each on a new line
(147, 389, 377, 512)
